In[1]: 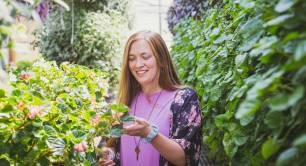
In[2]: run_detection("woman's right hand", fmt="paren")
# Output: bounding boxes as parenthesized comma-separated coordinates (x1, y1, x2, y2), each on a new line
(99, 159, 115, 166)
(98, 147, 115, 166)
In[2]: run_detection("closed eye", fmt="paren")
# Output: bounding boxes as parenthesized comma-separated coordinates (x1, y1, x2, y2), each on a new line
(142, 54, 152, 60)
(128, 55, 135, 61)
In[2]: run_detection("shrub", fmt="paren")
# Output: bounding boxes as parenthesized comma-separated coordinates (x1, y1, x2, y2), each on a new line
(34, 0, 130, 88)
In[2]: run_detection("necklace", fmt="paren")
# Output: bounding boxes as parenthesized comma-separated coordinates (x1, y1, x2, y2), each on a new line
(133, 90, 163, 161)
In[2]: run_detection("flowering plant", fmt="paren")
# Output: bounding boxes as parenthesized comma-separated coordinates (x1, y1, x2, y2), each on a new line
(0, 60, 130, 165)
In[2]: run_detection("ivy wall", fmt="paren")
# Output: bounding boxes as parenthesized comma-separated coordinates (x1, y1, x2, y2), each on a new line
(169, 0, 306, 165)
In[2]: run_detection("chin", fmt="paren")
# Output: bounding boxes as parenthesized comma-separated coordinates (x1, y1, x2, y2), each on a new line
(136, 78, 152, 86)
(137, 80, 149, 86)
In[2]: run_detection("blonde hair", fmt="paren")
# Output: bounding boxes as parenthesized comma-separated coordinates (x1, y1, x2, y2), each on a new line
(117, 31, 181, 106)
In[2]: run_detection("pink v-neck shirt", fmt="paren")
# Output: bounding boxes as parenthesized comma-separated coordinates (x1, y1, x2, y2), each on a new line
(120, 90, 177, 166)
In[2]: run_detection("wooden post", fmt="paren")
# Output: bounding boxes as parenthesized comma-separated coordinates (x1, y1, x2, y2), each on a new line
(8, 38, 16, 66)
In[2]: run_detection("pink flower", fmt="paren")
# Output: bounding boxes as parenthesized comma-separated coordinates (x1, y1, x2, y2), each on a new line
(19, 73, 30, 81)
(90, 114, 100, 126)
(17, 102, 25, 111)
(74, 141, 88, 152)
(91, 98, 97, 108)
(28, 106, 42, 119)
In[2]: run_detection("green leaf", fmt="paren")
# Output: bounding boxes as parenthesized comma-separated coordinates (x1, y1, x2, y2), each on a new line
(46, 137, 65, 156)
(264, 14, 294, 27)
(223, 132, 238, 158)
(95, 90, 102, 101)
(294, 40, 306, 61)
(261, 139, 281, 159)
(239, 114, 255, 126)
(210, 28, 220, 38)
(52, 0, 70, 11)
(73, 129, 86, 139)
(1, 105, 14, 113)
(276, 147, 299, 166)
(238, 0, 255, 9)
(0, 113, 10, 118)
(233, 134, 248, 146)
(235, 54, 247, 66)
(246, 70, 284, 99)
(0, 89, 5, 98)
(268, 86, 304, 111)
(239, 15, 263, 38)
(275, 0, 298, 13)
(250, 36, 278, 58)
(83, 160, 91, 166)
(85, 152, 97, 165)
(264, 111, 285, 129)
(38, 156, 51, 166)
(210, 86, 222, 102)
(215, 114, 230, 129)
(120, 114, 135, 123)
(11, 89, 21, 97)
(110, 125, 123, 138)
(109, 104, 129, 113)
(235, 99, 261, 119)
(293, 134, 306, 147)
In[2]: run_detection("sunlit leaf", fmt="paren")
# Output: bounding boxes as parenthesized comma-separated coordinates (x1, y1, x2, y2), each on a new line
(294, 40, 306, 61)
(275, 0, 298, 13)
(264, 14, 294, 27)
(293, 134, 306, 147)
(52, 0, 70, 11)
(261, 139, 281, 159)
(276, 148, 299, 166)
(109, 104, 129, 113)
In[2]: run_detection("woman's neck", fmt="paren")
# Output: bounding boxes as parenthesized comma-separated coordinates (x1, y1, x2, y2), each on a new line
(141, 83, 162, 96)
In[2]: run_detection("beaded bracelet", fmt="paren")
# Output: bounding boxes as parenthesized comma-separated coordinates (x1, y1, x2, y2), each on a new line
(142, 124, 159, 143)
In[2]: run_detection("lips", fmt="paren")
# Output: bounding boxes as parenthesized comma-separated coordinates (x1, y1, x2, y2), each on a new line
(135, 70, 148, 76)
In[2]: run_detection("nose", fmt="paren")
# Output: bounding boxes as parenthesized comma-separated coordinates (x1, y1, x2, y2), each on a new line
(135, 58, 144, 68)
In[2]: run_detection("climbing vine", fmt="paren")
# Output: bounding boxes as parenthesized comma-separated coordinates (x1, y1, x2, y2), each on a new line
(171, 0, 306, 165)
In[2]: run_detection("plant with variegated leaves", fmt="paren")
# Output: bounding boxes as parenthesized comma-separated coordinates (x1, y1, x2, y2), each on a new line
(0, 60, 132, 165)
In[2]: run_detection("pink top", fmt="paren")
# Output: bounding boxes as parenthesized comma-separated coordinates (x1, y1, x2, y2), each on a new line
(120, 90, 177, 166)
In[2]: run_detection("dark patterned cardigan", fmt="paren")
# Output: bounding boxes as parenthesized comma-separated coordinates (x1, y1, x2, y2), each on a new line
(114, 87, 203, 166)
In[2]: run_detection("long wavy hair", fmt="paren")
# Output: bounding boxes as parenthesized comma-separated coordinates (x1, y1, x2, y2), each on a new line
(117, 31, 181, 106)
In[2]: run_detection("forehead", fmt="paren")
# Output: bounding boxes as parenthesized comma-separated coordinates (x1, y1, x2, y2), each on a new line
(129, 39, 153, 55)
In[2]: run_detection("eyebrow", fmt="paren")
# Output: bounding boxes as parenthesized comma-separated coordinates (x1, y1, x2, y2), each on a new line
(128, 52, 149, 56)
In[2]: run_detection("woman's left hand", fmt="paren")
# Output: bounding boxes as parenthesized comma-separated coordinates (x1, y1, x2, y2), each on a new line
(123, 117, 151, 138)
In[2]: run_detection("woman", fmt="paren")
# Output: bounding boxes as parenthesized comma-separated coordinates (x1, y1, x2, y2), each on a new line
(100, 31, 202, 166)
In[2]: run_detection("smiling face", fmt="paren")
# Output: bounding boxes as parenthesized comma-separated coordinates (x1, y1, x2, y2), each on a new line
(128, 39, 160, 88)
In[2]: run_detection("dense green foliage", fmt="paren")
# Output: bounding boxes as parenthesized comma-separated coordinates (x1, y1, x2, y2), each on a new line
(34, 0, 130, 87)
(0, 60, 130, 165)
(35, 10, 124, 71)
(170, 0, 306, 165)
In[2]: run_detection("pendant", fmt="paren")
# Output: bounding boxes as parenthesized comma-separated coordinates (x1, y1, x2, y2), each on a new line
(135, 146, 140, 160)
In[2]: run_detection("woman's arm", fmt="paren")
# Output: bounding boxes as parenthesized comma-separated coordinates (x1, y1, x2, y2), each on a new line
(151, 133, 186, 166)
(124, 118, 186, 166)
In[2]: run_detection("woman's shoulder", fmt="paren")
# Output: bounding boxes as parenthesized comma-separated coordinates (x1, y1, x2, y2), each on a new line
(172, 86, 198, 107)
(175, 86, 198, 99)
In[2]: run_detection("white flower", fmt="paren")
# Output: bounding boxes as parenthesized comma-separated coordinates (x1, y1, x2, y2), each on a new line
(33, 60, 52, 70)
(9, 73, 17, 82)
(40, 76, 49, 83)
